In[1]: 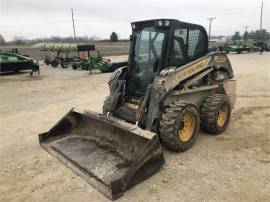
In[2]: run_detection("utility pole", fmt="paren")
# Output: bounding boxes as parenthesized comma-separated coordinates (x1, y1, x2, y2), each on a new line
(259, 1, 263, 42)
(244, 26, 249, 44)
(207, 17, 216, 41)
(71, 8, 76, 39)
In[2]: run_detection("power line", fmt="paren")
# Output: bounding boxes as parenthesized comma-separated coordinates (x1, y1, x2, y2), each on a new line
(207, 17, 216, 40)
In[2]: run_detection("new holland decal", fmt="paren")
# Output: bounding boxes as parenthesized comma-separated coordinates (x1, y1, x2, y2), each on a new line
(176, 58, 209, 81)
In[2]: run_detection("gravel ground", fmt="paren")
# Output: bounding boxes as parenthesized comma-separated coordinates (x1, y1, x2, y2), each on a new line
(0, 53, 269, 202)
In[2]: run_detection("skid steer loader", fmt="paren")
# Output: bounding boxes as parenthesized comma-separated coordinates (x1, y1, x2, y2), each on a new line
(39, 19, 236, 200)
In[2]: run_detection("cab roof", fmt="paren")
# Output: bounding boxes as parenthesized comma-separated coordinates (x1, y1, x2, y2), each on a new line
(131, 19, 207, 33)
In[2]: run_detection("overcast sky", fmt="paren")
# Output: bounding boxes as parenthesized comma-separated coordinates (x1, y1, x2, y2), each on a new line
(0, 0, 269, 41)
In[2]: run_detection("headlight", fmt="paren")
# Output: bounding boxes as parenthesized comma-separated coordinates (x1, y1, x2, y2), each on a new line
(165, 20, 170, 26)
(158, 20, 163, 26)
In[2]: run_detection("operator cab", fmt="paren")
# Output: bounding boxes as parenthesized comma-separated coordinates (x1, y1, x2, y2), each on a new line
(127, 19, 208, 98)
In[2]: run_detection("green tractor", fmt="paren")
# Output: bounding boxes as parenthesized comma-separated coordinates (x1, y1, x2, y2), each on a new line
(44, 47, 75, 68)
(71, 44, 94, 70)
(71, 44, 111, 72)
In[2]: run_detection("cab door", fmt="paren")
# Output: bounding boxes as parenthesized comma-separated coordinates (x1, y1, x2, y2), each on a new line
(127, 28, 165, 97)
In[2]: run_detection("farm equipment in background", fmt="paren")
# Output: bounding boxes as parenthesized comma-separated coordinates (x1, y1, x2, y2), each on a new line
(224, 42, 261, 54)
(0, 51, 39, 75)
(44, 47, 75, 68)
(40, 19, 236, 200)
(72, 44, 127, 73)
(42, 43, 127, 72)
(254, 41, 270, 52)
(71, 44, 100, 71)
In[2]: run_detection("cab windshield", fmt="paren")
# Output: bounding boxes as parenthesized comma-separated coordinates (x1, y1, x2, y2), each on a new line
(134, 27, 165, 66)
(127, 27, 165, 97)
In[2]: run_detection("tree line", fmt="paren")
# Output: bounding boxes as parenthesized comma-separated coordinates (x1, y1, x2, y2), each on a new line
(0, 32, 120, 45)
(1, 29, 269, 46)
(231, 29, 270, 42)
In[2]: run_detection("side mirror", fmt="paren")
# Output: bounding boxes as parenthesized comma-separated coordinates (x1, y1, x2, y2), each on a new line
(153, 58, 159, 72)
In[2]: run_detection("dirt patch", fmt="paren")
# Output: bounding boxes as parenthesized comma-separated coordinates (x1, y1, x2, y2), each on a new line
(233, 105, 270, 119)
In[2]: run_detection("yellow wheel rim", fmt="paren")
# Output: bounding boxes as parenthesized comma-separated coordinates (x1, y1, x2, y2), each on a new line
(216, 104, 229, 127)
(179, 111, 195, 142)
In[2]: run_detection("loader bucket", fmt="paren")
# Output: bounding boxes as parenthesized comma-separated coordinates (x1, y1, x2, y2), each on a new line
(39, 109, 164, 200)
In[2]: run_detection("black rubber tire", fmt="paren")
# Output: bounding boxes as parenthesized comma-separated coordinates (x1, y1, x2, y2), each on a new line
(61, 63, 68, 68)
(51, 60, 59, 67)
(201, 94, 231, 135)
(159, 101, 200, 152)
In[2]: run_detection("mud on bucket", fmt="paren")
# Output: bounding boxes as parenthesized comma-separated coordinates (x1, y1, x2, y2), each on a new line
(39, 109, 164, 200)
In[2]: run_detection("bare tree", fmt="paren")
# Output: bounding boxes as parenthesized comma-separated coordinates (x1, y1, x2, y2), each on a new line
(242, 31, 249, 43)
(248, 29, 270, 41)
(12, 36, 26, 45)
(231, 31, 241, 42)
